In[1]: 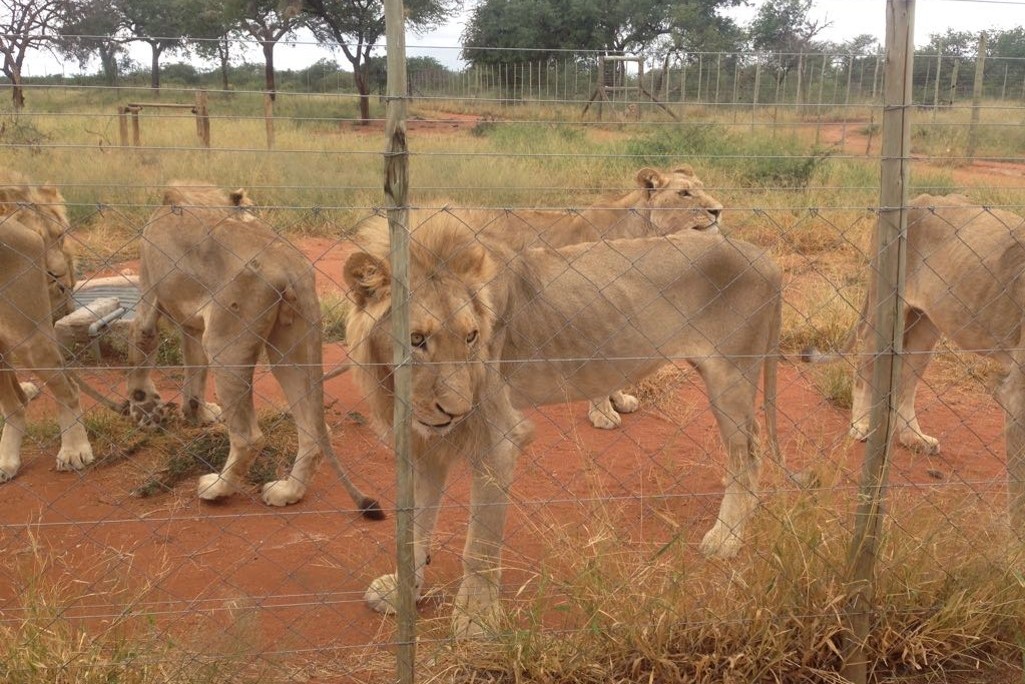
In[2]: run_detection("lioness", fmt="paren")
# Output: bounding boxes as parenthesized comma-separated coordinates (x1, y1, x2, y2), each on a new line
(126, 182, 381, 517)
(0, 174, 93, 480)
(846, 194, 1025, 523)
(344, 208, 782, 635)
(480, 165, 724, 430)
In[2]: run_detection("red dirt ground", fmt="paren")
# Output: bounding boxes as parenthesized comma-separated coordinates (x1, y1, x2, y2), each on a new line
(2, 128, 1021, 682)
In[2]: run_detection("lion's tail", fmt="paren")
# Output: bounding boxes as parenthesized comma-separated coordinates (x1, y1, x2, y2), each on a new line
(277, 273, 385, 522)
(800, 292, 868, 364)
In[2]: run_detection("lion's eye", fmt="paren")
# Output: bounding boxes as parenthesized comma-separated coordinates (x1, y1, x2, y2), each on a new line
(466, 330, 479, 345)
(678, 190, 692, 197)
(411, 332, 427, 349)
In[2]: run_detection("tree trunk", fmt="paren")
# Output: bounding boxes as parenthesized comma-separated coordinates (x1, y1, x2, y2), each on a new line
(262, 41, 276, 101)
(10, 70, 24, 112)
(150, 42, 162, 94)
(99, 45, 119, 86)
(354, 66, 371, 123)
(218, 39, 230, 91)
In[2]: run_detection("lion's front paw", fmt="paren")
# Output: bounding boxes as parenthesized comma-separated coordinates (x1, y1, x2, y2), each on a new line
(261, 478, 306, 506)
(197, 472, 240, 500)
(610, 391, 640, 414)
(56, 442, 94, 472)
(699, 522, 743, 559)
(849, 422, 870, 442)
(366, 573, 400, 614)
(588, 401, 622, 430)
(900, 430, 940, 455)
(452, 576, 501, 638)
(184, 399, 222, 426)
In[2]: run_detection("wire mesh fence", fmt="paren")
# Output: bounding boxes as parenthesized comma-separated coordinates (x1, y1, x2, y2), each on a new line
(3, 2, 1025, 682)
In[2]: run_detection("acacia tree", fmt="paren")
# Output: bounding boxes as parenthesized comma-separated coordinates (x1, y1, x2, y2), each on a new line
(303, 0, 455, 122)
(748, 0, 829, 84)
(0, 0, 73, 110)
(222, 0, 304, 100)
(462, 0, 745, 88)
(115, 0, 207, 92)
(59, 0, 126, 86)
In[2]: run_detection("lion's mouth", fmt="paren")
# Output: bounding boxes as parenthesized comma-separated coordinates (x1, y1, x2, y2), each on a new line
(413, 414, 468, 438)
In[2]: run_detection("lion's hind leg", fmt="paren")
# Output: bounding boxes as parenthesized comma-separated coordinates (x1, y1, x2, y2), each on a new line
(126, 291, 172, 429)
(180, 327, 222, 426)
(196, 337, 264, 501)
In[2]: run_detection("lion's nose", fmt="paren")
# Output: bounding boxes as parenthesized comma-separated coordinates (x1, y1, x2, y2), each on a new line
(708, 208, 722, 220)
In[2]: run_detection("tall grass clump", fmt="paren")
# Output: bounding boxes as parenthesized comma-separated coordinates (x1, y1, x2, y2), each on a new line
(415, 486, 1025, 683)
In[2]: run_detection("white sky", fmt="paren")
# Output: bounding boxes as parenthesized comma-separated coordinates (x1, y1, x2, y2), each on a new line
(24, 0, 1025, 77)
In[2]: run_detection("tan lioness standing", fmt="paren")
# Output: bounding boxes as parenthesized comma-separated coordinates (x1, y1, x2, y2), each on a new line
(126, 182, 381, 517)
(0, 174, 93, 480)
(847, 194, 1025, 524)
(344, 208, 782, 636)
(480, 165, 725, 429)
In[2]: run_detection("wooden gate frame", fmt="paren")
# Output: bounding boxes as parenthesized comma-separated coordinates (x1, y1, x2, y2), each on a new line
(582, 55, 678, 121)
(117, 90, 211, 148)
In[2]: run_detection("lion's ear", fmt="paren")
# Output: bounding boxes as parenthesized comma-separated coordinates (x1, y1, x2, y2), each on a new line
(230, 189, 249, 207)
(671, 164, 695, 177)
(635, 167, 666, 191)
(344, 252, 391, 308)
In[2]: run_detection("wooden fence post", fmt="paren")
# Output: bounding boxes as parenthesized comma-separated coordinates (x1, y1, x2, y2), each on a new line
(967, 32, 988, 161)
(842, 2, 915, 683)
(383, 0, 414, 681)
(195, 89, 211, 148)
(117, 106, 129, 147)
(130, 107, 141, 146)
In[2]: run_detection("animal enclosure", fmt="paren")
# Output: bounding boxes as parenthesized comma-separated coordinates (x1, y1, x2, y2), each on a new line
(3, 2, 1025, 683)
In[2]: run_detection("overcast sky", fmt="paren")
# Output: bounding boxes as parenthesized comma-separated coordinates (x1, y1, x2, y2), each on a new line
(25, 0, 1025, 77)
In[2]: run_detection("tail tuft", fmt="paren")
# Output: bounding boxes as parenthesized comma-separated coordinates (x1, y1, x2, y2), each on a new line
(360, 498, 387, 521)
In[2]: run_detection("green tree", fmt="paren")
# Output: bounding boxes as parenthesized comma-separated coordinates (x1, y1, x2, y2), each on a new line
(748, 0, 829, 83)
(221, 0, 304, 99)
(115, 0, 209, 92)
(59, 0, 125, 86)
(303, 0, 457, 123)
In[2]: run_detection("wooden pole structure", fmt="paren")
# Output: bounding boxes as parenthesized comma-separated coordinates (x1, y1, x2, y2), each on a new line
(967, 32, 987, 161)
(383, 0, 414, 680)
(117, 106, 129, 147)
(842, 2, 914, 683)
(130, 107, 141, 146)
(195, 89, 210, 148)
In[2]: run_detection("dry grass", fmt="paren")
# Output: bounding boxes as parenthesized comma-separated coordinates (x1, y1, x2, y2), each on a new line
(408, 486, 1025, 683)
(0, 535, 276, 684)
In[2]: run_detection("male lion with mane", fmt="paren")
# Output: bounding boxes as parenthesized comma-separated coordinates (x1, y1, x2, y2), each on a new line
(344, 207, 782, 636)
(0, 172, 93, 481)
(480, 165, 724, 430)
(126, 182, 381, 517)
(843, 194, 1025, 525)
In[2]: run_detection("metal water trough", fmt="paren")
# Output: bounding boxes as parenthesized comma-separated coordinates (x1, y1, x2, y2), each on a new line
(56, 274, 140, 358)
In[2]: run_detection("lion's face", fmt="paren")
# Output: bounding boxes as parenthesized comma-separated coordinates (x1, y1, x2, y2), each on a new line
(344, 223, 497, 439)
(636, 166, 723, 235)
(0, 183, 74, 320)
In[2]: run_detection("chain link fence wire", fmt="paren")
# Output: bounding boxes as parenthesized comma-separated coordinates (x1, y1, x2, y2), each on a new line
(2, 3, 1025, 682)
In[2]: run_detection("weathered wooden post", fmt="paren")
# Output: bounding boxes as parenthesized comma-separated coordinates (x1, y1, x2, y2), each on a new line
(967, 32, 987, 162)
(117, 106, 129, 147)
(263, 93, 275, 149)
(383, 0, 414, 680)
(194, 90, 211, 148)
(842, 2, 914, 683)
